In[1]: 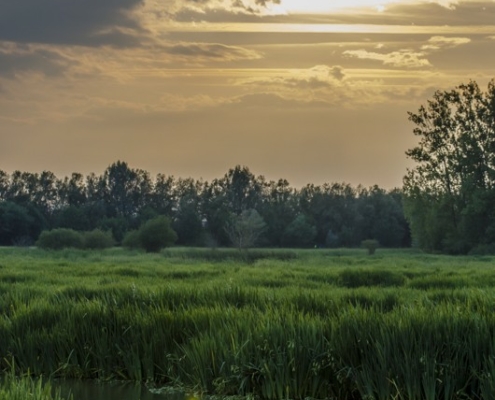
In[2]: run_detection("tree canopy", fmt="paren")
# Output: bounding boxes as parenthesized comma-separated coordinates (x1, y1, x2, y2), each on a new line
(404, 80, 495, 254)
(0, 161, 410, 249)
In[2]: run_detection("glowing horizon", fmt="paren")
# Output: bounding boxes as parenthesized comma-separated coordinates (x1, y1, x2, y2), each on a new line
(0, 0, 494, 188)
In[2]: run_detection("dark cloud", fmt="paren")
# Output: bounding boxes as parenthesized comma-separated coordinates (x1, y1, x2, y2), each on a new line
(0, 0, 144, 47)
(330, 66, 345, 81)
(0, 44, 75, 78)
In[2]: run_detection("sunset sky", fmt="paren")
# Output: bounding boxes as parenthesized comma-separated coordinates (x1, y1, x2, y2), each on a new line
(1, 0, 494, 188)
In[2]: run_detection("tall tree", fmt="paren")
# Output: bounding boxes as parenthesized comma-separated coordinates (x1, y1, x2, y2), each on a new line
(222, 166, 263, 215)
(102, 161, 152, 219)
(259, 179, 297, 247)
(404, 80, 495, 253)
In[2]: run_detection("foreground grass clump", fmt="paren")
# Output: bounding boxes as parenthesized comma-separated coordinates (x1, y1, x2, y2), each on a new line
(0, 372, 71, 400)
(2, 247, 495, 399)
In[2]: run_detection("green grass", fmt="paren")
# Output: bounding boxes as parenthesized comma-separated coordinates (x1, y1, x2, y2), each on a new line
(0, 371, 71, 400)
(1, 247, 495, 398)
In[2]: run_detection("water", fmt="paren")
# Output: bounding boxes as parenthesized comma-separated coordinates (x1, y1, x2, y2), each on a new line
(54, 380, 188, 400)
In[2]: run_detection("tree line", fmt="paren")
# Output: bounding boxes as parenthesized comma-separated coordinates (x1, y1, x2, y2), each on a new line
(0, 162, 410, 248)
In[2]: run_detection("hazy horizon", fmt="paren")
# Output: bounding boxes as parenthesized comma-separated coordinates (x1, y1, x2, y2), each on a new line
(1, 0, 494, 189)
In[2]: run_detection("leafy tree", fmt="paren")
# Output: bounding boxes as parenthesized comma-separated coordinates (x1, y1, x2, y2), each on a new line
(138, 216, 177, 253)
(0, 202, 33, 245)
(174, 199, 204, 245)
(259, 179, 297, 247)
(404, 80, 495, 253)
(56, 206, 90, 231)
(151, 174, 175, 216)
(282, 214, 317, 248)
(201, 179, 231, 246)
(222, 166, 263, 215)
(356, 186, 407, 248)
(58, 173, 87, 207)
(98, 217, 129, 244)
(82, 229, 114, 250)
(173, 178, 204, 245)
(299, 183, 358, 246)
(102, 161, 152, 219)
(226, 209, 266, 250)
(0, 170, 9, 201)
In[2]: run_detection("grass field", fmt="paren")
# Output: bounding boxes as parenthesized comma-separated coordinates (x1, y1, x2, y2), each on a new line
(1, 247, 495, 399)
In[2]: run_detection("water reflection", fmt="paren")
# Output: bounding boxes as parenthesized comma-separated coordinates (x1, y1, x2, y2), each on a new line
(54, 380, 186, 400)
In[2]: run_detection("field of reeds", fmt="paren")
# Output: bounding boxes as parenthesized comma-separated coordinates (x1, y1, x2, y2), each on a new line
(2, 247, 495, 399)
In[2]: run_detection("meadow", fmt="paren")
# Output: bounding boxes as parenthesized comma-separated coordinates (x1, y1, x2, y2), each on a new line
(1, 247, 495, 399)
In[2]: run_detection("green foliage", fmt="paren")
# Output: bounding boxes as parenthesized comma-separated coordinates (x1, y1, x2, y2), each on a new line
(0, 162, 412, 249)
(122, 230, 141, 250)
(82, 229, 114, 250)
(0, 201, 33, 246)
(138, 216, 177, 252)
(0, 372, 71, 400)
(469, 243, 495, 256)
(226, 209, 266, 250)
(282, 214, 317, 247)
(404, 80, 495, 253)
(98, 217, 128, 244)
(361, 239, 379, 255)
(36, 228, 84, 250)
(56, 205, 90, 231)
(1, 248, 495, 398)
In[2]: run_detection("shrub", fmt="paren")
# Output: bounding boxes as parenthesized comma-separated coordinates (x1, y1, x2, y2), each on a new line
(82, 229, 114, 250)
(36, 228, 84, 250)
(361, 239, 379, 255)
(281, 215, 317, 248)
(138, 216, 177, 253)
(122, 230, 141, 250)
(468, 243, 495, 256)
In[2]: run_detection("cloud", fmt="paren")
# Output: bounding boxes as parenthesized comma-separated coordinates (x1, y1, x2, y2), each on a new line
(163, 0, 495, 27)
(421, 36, 471, 50)
(239, 65, 346, 91)
(343, 49, 431, 68)
(170, 0, 282, 19)
(343, 34, 471, 69)
(164, 42, 262, 61)
(227, 92, 331, 110)
(0, 42, 77, 78)
(0, 0, 144, 47)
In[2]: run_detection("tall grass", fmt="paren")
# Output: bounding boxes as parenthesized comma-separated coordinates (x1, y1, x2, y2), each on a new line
(0, 371, 71, 400)
(1, 247, 495, 398)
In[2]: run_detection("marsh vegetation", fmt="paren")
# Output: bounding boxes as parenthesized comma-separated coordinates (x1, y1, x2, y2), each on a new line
(1, 247, 495, 399)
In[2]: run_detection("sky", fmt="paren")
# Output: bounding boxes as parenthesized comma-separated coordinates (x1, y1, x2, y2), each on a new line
(1, 0, 495, 188)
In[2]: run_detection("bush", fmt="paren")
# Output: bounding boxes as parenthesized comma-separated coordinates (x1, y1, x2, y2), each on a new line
(138, 216, 177, 253)
(36, 228, 84, 250)
(82, 229, 114, 250)
(468, 243, 495, 256)
(361, 239, 379, 255)
(122, 230, 141, 250)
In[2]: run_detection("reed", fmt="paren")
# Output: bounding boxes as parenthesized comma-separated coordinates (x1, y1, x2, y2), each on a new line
(1, 247, 495, 398)
(0, 371, 71, 400)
